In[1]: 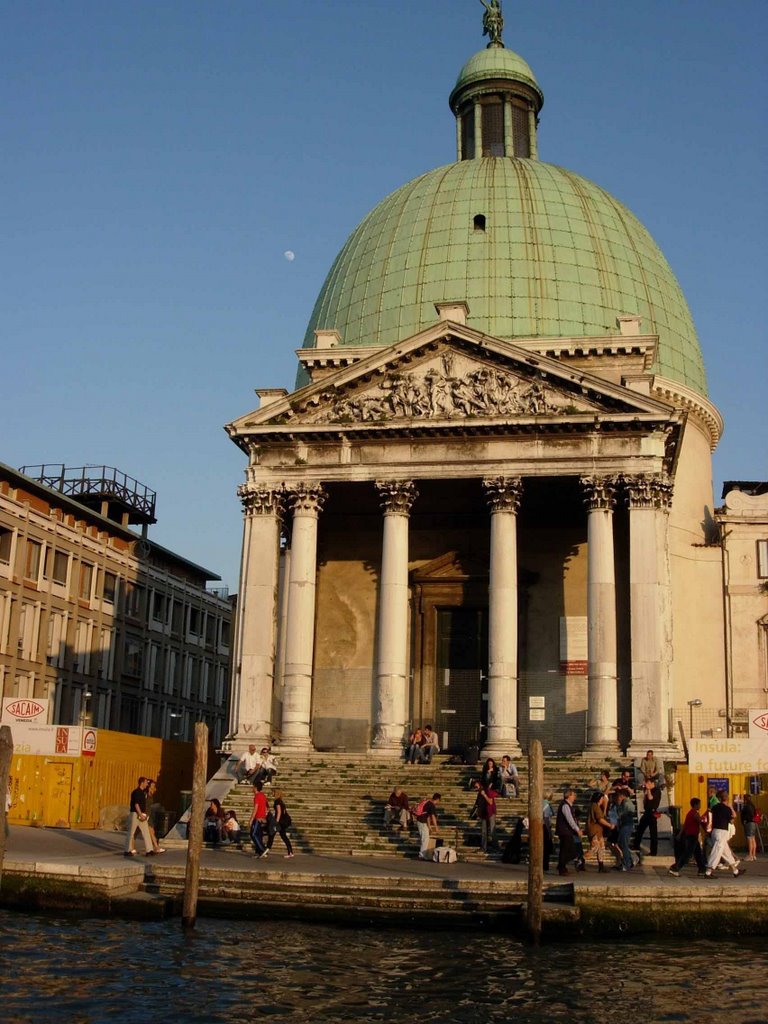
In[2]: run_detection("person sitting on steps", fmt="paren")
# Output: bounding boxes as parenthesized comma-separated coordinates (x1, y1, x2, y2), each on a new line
(383, 786, 411, 830)
(419, 725, 440, 764)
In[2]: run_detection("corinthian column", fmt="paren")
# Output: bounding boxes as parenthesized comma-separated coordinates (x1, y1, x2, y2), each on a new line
(371, 480, 418, 755)
(229, 485, 284, 748)
(281, 483, 326, 749)
(482, 476, 523, 757)
(625, 474, 675, 755)
(580, 476, 619, 753)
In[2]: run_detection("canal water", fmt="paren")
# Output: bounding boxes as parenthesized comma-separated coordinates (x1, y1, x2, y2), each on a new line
(1, 910, 766, 1023)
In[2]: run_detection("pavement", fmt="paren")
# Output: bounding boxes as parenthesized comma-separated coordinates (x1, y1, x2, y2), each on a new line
(3, 825, 767, 889)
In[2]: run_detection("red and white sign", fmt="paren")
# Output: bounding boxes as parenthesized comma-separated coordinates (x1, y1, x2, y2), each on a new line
(7, 723, 81, 757)
(81, 729, 97, 756)
(2, 698, 49, 724)
(750, 709, 768, 734)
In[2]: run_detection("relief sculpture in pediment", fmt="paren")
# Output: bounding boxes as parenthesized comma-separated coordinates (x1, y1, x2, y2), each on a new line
(308, 354, 569, 424)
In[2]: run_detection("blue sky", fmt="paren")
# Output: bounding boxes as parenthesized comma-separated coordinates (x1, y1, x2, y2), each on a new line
(3, 0, 766, 590)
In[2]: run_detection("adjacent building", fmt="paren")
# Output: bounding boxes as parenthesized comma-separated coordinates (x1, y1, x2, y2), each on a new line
(0, 462, 232, 746)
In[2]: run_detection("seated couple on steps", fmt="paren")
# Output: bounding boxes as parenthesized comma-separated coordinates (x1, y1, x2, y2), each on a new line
(406, 725, 440, 764)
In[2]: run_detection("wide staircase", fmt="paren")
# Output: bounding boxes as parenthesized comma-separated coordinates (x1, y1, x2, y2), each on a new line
(203, 752, 624, 860)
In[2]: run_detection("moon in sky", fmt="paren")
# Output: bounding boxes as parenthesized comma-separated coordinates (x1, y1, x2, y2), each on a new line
(284, 250, 295, 261)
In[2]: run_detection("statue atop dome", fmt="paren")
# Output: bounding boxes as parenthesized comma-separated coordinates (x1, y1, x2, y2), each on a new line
(479, 0, 504, 47)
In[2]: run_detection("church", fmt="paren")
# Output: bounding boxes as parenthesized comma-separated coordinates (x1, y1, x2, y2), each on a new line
(224, 10, 742, 761)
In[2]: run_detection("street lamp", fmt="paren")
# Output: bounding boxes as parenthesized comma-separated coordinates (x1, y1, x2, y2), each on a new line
(79, 690, 93, 726)
(687, 698, 702, 740)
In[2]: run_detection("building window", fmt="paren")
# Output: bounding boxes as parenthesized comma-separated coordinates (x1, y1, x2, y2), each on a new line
(171, 600, 183, 635)
(188, 606, 201, 636)
(125, 583, 144, 619)
(151, 591, 168, 624)
(219, 618, 231, 648)
(78, 562, 94, 601)
(103, 571, 118, 604)
(124, 636, 143, 677)
(205, 613, 216, 646)
(0, 527, 12, 564)
(44, 549, 69, 586)
(757, 540, 768, 579)
(24, 540, 42, 581)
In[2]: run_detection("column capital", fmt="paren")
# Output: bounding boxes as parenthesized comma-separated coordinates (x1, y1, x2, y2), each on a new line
(483, 476, 523, 513)
(375, 480, 418, 516)
(623, 474, 674, 510)
(285, 483, 327, 516)
(580, 475, 618, 510)
(238, 484, 286, 519)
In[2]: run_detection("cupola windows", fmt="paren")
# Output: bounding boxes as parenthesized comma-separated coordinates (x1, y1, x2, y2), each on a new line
(482, 101, 505, 156)
(473, 214, 486, 232)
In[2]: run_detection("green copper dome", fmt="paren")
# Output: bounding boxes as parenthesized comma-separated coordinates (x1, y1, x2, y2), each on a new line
(450, 47, 544, 111)
(302, 158, 706, 396)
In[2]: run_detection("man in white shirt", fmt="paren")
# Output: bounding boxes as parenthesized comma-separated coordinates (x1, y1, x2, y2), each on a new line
(235, 745, 260, 784)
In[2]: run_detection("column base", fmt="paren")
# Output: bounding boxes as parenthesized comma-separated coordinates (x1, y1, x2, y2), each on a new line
(482, 741, 522, 760)
(277, 735, 314, 752)
(626, 740, 682, 759)
(583, 742, 622, 760)
(368, 745, 406, 759)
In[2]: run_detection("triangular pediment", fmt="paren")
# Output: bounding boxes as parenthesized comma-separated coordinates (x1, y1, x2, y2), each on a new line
(228, 321, 676, 435)
(411, 550, 488, 582)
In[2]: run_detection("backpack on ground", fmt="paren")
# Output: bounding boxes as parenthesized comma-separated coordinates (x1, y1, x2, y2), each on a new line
(433, 847, 457, 863)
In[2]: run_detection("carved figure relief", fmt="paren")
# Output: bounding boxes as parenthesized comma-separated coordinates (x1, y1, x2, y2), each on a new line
(310, 357, 566, 424)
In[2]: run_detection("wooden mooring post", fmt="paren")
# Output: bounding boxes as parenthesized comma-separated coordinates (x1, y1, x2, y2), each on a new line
(0, 725, 13, 887)
(182, 721, 208, 930)
(526, 739, 544, 945)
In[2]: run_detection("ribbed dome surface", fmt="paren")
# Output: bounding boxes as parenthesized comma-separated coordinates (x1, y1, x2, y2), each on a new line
(302, 158, 706, 396)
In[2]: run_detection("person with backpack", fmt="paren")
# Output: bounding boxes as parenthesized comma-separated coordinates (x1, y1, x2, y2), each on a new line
(414, 793, 441, 859)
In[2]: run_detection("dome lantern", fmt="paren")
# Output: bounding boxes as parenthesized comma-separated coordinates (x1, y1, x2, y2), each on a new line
(449, 3, 543, 160)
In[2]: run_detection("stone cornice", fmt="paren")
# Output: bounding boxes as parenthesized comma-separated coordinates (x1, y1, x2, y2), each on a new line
(650, 375, 723, 452)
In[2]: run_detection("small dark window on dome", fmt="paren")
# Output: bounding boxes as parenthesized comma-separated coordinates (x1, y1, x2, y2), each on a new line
(473, 214, 486, 232)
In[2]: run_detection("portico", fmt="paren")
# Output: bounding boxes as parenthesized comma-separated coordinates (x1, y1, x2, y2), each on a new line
(226, 322, 694, 759)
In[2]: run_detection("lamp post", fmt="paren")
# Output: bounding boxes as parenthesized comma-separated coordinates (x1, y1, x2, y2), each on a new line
(79, 690, 92, 727)
(687, 698, 702, 741)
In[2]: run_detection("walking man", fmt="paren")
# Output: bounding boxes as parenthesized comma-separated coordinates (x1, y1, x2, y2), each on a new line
(556, 788, 584, 876)
(124, 776, 153, 856)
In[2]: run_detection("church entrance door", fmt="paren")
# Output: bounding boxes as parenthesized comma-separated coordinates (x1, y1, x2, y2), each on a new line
(433, 607, 488, 754)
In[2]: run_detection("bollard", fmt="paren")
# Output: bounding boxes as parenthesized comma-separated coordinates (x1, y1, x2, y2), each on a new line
(526, 739, 544, 945)
(182, 721, 208, 930)
(0, 725, 13, 887)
